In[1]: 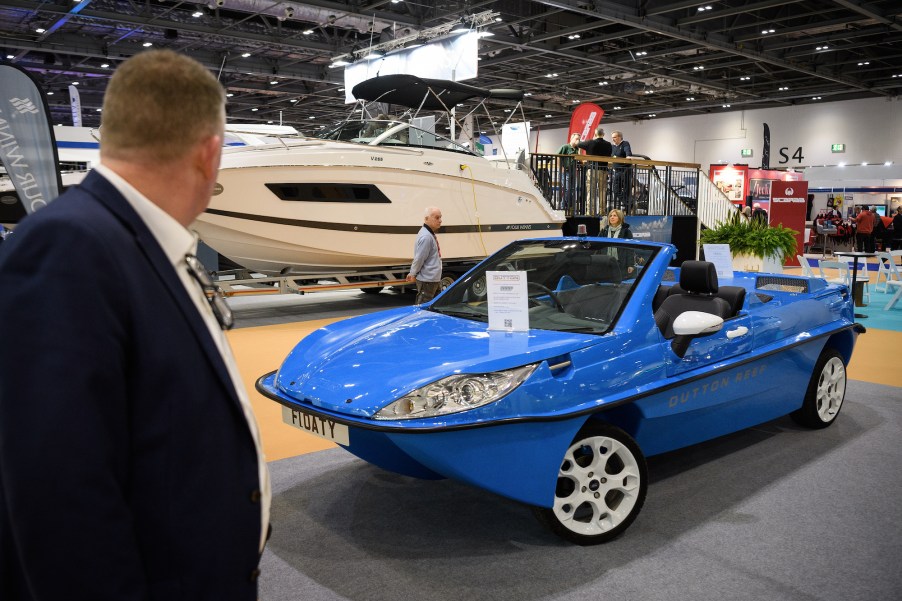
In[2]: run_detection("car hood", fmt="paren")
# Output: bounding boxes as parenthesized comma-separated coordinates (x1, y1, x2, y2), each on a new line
(275, 307, 603, 418)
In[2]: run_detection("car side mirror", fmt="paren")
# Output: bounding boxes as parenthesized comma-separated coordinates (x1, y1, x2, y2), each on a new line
(671, 311, 724, 358)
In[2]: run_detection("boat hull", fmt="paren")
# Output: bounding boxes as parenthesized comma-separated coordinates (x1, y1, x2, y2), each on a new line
(192, 141, 563, 273)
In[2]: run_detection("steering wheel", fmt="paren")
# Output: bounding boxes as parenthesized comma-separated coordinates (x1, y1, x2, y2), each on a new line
(527, 282, 565, 312)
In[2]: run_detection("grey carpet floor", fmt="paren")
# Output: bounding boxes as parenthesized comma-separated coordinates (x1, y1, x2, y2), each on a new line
(259, 379, 902, 601)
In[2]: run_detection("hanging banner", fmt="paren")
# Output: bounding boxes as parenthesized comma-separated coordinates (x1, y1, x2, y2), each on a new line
(69, 84, 82, 127)
(569, 103, 604, 145)
(0, 64, 62, 214)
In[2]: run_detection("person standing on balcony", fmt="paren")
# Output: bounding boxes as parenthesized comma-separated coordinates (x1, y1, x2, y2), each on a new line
(611, 131, 633, 212)
(576, 127, 612, 214)
(556, 132, 581, 211)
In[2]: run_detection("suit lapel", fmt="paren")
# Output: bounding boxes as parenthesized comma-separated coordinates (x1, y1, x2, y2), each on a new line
(79, 171, 240, 406)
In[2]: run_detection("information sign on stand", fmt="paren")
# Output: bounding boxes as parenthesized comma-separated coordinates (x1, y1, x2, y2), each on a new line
(487, 271, 529, 332)
(703, 244, 734, 280)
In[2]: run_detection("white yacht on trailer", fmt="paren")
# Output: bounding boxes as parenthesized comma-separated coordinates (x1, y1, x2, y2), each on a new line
(192, 74, 564, 274)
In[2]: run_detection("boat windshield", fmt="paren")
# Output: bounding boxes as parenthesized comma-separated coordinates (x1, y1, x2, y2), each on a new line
(316, 120, 478, 156)
(430, 239, 658, 335)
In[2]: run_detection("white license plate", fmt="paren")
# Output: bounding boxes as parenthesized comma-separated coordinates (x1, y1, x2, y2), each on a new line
(281, 406, 350, 446)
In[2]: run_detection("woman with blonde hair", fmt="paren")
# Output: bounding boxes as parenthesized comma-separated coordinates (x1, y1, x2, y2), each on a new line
(600, 208, 635, 274)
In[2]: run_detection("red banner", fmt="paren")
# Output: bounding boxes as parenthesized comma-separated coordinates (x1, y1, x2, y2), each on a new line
(569, 103, 604, 145)
(770, 180, 808, 267)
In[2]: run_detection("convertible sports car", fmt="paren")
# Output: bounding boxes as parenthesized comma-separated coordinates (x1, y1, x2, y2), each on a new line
(257, 237, 863, 544)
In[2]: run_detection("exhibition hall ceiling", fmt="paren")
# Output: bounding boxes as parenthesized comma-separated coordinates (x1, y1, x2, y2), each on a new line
(1, 0, 900, 134)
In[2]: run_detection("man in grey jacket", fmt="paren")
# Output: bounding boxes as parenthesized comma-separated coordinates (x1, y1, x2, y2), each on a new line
(407, 206, 443, 304)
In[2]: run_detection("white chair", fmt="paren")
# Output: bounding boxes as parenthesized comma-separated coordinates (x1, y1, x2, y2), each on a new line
(837, 256, 870, 304)
(818, 260, 851, 286)
(882, 257, 902, 310)
(797, 255, 816, 277)
(875, 250, 902, 293)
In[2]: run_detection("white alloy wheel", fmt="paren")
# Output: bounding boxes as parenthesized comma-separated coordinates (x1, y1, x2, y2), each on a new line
(814, 356, 846, 422)
(791, 348, 847, 429)
(534, 423, 647, 545)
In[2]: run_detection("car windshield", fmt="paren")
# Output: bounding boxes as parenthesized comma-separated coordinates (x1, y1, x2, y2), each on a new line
(316, 120, 477, 155)
(430, 239, 658, 334)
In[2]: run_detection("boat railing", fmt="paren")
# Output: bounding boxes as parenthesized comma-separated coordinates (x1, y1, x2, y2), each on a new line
(530, 153, 701, 218)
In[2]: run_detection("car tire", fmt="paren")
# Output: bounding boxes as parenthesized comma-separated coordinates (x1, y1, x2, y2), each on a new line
(790, 347, 846, 429)
(533, 422, 647, 545)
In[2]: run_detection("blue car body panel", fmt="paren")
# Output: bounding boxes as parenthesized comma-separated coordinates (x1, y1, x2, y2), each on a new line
(258, 237, 862, 508)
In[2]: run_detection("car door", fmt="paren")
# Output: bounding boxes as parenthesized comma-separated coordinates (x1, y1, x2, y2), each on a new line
(662, 312, 755, 378)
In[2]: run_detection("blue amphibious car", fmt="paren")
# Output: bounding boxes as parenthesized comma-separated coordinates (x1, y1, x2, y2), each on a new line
(257, 237, 863, 544)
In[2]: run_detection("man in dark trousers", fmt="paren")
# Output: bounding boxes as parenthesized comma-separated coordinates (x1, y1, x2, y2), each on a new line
(0, 50, 270, 600)
(576, 126, 612, 211)
(611, 131, 634, 212)
(407, 206, 443, 304)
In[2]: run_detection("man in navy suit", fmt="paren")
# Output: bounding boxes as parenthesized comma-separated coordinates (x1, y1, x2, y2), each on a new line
(0, 50, 270, 600)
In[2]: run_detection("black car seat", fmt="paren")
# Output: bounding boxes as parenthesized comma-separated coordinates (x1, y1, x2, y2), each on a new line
(654, 261, 732, 339)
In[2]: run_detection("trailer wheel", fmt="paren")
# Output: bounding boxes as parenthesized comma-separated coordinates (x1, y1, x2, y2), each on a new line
(440, 275, 456, 290)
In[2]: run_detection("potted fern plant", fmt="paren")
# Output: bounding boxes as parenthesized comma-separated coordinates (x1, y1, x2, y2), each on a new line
(699, 212, 799, 273)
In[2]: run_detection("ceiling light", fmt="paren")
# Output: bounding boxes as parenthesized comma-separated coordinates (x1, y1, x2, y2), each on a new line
(303, 30, 313, 35)
(885, 161, 893, 166)
(477, 31, 494, 38)
(192, 11, 203, 17)
(100, 62, 109, 68)
(648, 113, 656, 117)
(96, 108, 102, 112)
(331, 58, 350, 67)
(816, 45, 829, 51)
(71, 81, 79, 86)
(722, 104, 731, 108)
(686, 97, 695, 101)
(450, 24, 469, 34)
(613, 106, 622, 110)
(636, 51, 647, 57)
(270, 80, 279, 85)
(644, 90, 654, 94)
(307, 115, 314, 118)
(5, 54, 13, 59)
(778, 86, 789, 91)
(523, 92, 532, 96)
(392, 0, 402, 3)
(35, 28, 46, 33)
(546, 73, 558, 78)
(740, 76, 751, 81)
(46, 91, 54, 96)
(761, 29, 775, 34)
(812, 96, 822, 100)
(693, 65, 704, 70)
(363, 50, 383, 60)
(568, 34, 581, 40)
(290, 99, 298, 103)
(545, 114, 552, 118)
(598, 81, 609, 85)
(241, 52, 251, 58)
(503, 109, 511, 112)
(226, 93, 234, 97)
(572, 100, 580, 103)
(495, 17, 503, 22)
(858, 61, 870, 66)
(861, 162, 868, 166)
(251, 108, 258, 112)
(142, 42, 153, 47)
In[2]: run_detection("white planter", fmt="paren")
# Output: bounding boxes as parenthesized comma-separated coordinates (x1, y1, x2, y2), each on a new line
(732, 252, 784, 274)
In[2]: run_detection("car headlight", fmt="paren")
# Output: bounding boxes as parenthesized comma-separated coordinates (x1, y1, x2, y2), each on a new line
(374, 364, 537, 420)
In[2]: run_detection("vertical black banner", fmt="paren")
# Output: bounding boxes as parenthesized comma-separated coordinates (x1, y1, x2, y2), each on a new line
(761, 123, 771, 170)
(0, 64, 62, 214)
